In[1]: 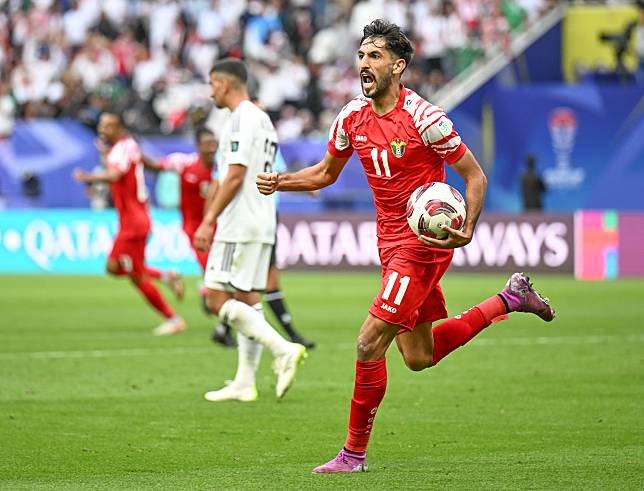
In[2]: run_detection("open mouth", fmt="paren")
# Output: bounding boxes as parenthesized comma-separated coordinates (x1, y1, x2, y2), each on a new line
(361, 71, 375, 91)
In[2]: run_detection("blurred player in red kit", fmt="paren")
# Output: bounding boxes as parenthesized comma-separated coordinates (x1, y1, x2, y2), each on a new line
(143, 127, 218, 272)
(257, 19, 556, 473)
(143, 127, 237, 347)
(74, 112, 186, 336)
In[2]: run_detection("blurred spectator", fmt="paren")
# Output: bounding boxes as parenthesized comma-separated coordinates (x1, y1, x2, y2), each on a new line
(0, 0, 555, 135)
(521, 154, 546, 211)
(22, 171, 42, 199)
(70, 34, 116, 92)
(0, 81, 16, 139)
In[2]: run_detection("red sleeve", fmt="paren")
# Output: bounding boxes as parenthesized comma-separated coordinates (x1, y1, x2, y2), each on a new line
(415, 105, 468, 165)
(444, 142, 468, 165)
(326, 103, 358, 158)
(159, 153, 188, 173)
(327, 140, 353, 158)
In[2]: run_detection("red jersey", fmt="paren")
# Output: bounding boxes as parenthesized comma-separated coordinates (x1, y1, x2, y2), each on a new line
(327, 86, 467, 249)
(106, 136, 150, 239)
(159, 152, 212, 233)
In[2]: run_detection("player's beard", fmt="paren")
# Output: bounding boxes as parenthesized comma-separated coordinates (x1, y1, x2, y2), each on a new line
(361, 70, 393, 100)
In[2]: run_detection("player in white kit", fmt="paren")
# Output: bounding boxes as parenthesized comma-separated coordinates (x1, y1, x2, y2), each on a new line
(194, 58, 307, 401)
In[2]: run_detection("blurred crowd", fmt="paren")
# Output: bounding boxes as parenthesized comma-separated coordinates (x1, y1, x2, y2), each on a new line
(0, 0, 556, 140)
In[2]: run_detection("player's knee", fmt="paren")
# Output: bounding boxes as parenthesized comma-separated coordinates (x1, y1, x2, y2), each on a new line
(105, 260, 119, 276)
(128, 273, 143, 285)
(403, 352, 432, 372)
(205, 295, 220, 316)
(206, 292, 227, 317)
(355, 335, 383, 361)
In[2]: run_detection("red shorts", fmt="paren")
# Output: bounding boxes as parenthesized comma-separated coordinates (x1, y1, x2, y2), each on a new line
(369, 245, 453, 331)
(109, 233, 147, 275)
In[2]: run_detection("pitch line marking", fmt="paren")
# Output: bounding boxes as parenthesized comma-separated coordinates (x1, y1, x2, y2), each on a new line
(0, 335, 642, 361)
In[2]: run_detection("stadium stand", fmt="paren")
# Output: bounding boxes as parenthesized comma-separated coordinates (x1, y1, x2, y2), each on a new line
(0, 0, 557, 139)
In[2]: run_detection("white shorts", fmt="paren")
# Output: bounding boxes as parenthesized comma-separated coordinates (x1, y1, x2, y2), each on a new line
(204, 241, 272, 292)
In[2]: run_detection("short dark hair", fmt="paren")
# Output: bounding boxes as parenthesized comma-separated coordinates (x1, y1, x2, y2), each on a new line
(101, 111, 125, 126)
(209, 58, 248, 84)
(195, 126, 214, 144)
(526, 154, 537, 168)
(360, 19, 414, 67)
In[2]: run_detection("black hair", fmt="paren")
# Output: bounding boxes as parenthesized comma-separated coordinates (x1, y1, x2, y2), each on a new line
(101, 110, 125, 127)
(526, 154, 536, 168)
(195, 126, 214, 144)
(360, 19, 414, 67)
(209, 57, 248, 84)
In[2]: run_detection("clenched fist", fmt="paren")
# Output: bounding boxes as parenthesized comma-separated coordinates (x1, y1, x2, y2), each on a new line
(256, 172, 279, 195)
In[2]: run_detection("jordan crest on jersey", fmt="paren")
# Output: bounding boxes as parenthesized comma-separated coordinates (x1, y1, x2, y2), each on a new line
(390, 138, 407, 158)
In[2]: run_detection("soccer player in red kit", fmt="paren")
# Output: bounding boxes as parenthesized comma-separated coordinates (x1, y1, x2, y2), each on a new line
(257, 19, 555, 473)
(74, 112, 187, 336)
(143, 127, 218, 272)
(143, 127, 237, 347)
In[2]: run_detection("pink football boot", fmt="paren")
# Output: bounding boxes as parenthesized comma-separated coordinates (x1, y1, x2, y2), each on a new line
(499, 272, 555, 322)
(312, 449, 368, 474)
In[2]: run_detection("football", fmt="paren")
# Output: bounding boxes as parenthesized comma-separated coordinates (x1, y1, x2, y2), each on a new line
(406, 182, 466, 239)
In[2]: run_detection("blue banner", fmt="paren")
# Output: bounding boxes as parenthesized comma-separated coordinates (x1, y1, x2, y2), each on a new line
(488, 84, 644, 211)
(0, 209, 202, 274)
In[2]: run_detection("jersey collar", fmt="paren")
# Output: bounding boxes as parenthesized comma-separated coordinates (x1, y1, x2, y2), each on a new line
(370, 84, 406, 118)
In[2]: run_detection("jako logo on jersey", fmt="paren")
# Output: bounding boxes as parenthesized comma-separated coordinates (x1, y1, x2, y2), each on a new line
(380, 302, 397, 313)
(231, 141, 239, 152)
(390, 138, 406, 158)
(355, 135, 367, 142)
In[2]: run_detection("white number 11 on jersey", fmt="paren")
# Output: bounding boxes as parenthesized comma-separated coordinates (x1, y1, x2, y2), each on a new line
(371, 148, 391, 177)
(382, 271, 410, 305)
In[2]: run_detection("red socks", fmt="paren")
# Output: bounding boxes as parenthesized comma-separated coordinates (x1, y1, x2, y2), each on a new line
(342, 296, 507, 453)
(431, 295, 507, 366)
(344, 359, 387, 453)
(193, 248, 209, 273)
(134, 279, 174, 318)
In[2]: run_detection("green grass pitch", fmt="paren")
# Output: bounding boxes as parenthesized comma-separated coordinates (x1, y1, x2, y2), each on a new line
(0, 273, 642, 490)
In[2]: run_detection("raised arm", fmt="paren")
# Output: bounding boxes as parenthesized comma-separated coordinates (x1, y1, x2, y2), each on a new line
(256, 151, 349, 195)
(203, 179, 220, 215)
(73, 166, 122, 184)
(419, 148, 487, 249)
(141, 154, 164, 173)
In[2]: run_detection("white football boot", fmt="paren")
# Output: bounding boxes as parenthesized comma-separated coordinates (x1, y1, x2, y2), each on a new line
(273, 343, 307, 399)
(204, 383, 258, 402)
(152, 316, 187, 336)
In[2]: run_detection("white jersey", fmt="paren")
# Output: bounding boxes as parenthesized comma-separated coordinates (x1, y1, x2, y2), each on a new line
(216, 100, 277, 244)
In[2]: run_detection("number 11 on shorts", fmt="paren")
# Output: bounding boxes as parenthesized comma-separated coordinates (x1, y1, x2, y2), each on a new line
(382, 271, 410, 305)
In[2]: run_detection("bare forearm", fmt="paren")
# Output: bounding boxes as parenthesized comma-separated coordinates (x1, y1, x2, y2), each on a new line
(142, 155, 162, 172)
(203, 176, 242, 225)
(277, 162, 336, 192)
(462, 173, 487, 236)
(204, 180, 219, 214)
(84, 170, 119, 184)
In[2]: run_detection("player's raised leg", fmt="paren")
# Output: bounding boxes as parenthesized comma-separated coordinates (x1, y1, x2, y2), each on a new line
(107, 237, 186, 335)
(143, 266, 185, 301)
(396, 272, 555, 371)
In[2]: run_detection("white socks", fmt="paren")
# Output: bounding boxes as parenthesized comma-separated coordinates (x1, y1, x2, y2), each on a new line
(220, 299, 292, 357)
(232, 304, 263, 389)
